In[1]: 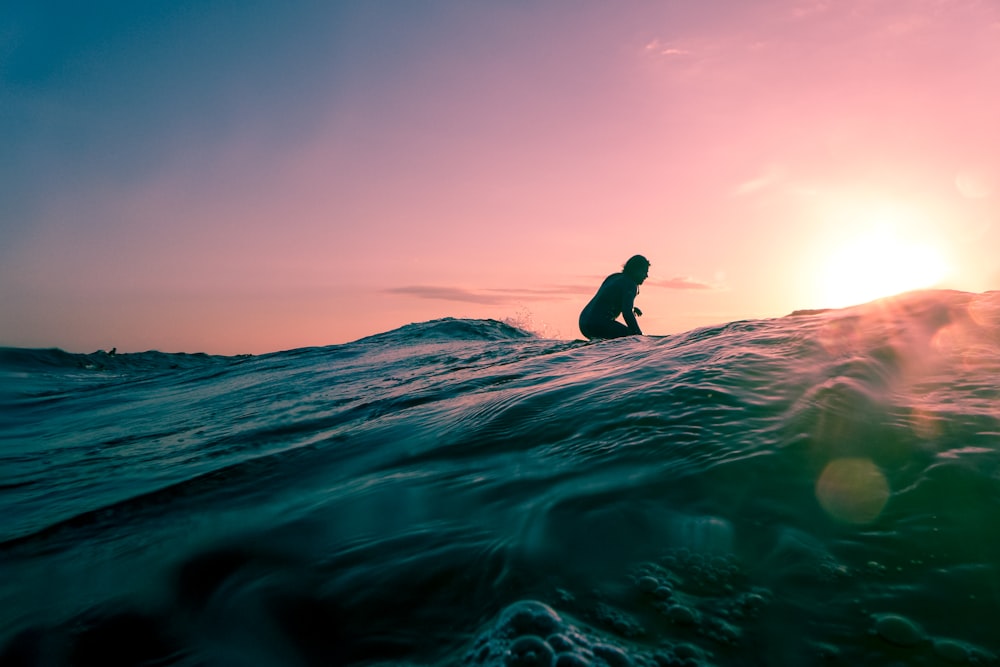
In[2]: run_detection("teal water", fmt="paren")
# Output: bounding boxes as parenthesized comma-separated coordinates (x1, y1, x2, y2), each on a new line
(2, 290, 999, 666)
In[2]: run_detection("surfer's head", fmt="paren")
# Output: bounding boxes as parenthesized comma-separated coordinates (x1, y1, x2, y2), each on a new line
(624, 255, 650, 284)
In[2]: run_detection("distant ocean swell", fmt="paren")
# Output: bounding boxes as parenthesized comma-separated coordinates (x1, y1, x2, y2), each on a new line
(2, 289, 1000, 666)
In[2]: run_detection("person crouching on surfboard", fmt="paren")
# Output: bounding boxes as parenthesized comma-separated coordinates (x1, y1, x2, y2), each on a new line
(579, 255, 650, 339)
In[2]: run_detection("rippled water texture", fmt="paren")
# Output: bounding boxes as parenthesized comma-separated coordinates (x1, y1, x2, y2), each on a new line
(2, 290, 999, 666)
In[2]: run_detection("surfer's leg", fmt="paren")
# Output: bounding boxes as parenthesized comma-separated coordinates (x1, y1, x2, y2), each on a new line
(603, 321, 632, 338)
(581, 320, 632, 339)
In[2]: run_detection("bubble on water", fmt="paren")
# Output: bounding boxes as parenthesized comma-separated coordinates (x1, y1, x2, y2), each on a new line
(592, 643, 632, 667)
(815, 458, 890, 524)
(873, 613, 923, 646)
(931, 637, 997, 664)
(702, 616, 741, 646)
(932, 638, 969, 663)
(650, 549, 744, 597)
(666, 604, 697, 625)
(500, 601, 564, 638)
(468, 601, 610, 667)
(653, 586, 673, 600)
(554, 653, 591, 667)
(467, 596, 730, 667)
(637, 576, 660, 594)
(546, 634, 575, 654)
(594, 603, 644, 637)
(673, 643, 701, 660)
(507, 635, 555, 667)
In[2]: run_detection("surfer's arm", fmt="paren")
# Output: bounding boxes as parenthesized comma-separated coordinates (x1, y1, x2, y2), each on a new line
(623, 311, 642, 335)
(621, 288, 642, 335)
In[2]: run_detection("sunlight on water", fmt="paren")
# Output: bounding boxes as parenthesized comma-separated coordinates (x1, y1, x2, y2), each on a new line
(907, 406, 945, 441)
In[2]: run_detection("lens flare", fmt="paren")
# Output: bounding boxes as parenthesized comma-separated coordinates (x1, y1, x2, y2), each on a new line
(815, 457, 889, 524)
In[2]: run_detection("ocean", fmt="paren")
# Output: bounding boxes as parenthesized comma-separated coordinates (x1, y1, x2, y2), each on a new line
(2, 289, 999, 667)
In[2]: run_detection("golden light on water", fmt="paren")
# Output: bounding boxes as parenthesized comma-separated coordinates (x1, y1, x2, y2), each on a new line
(908, 407, 944, 441)
(815, 458, 890, 524)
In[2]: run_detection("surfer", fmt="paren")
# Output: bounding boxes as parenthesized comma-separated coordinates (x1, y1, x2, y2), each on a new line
(579, 255, 650, 339)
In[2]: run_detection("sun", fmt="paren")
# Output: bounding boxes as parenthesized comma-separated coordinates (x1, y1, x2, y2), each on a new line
(817, 222, 949, 308)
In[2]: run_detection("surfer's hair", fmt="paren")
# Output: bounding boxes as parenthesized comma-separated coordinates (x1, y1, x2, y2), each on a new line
(624, 255, 650, 276)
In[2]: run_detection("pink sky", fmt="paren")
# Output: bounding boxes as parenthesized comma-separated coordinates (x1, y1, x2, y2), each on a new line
(2, 1, 999, 353)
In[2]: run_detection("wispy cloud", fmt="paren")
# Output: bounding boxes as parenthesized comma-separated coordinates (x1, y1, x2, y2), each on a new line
(644, 38, 692, 57)
(648, 277, 714, 290)
(384, 285, 590, 305)
(732, 165, 786, 197)
(483, 285, 593, 297)
(387, 278, 714, 304)
(385, 286, 509, 305)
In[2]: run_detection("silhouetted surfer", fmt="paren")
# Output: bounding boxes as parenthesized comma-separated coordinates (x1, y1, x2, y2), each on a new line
(579, 255, 649, 339)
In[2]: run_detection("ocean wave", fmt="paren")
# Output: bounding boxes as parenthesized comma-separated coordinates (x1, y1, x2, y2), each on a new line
(0, 346, 236, 373)
(352, 317, 536, 346)
(2, 290, 1000, 666)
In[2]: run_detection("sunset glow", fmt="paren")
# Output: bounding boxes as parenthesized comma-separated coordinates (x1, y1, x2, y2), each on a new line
(818, 222, 950, 308)
(1, 1, 999, 353)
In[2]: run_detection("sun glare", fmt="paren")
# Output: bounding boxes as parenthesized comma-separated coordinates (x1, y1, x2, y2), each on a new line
(817, 213, 949, 309)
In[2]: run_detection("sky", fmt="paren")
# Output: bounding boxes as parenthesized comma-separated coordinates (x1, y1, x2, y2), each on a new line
(2, 0, 999, 354)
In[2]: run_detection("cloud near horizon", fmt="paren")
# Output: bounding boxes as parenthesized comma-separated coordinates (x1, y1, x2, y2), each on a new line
(384, 285, 587, 305)
(648, 277, 715, 290)
(387, 278, 714, 304)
